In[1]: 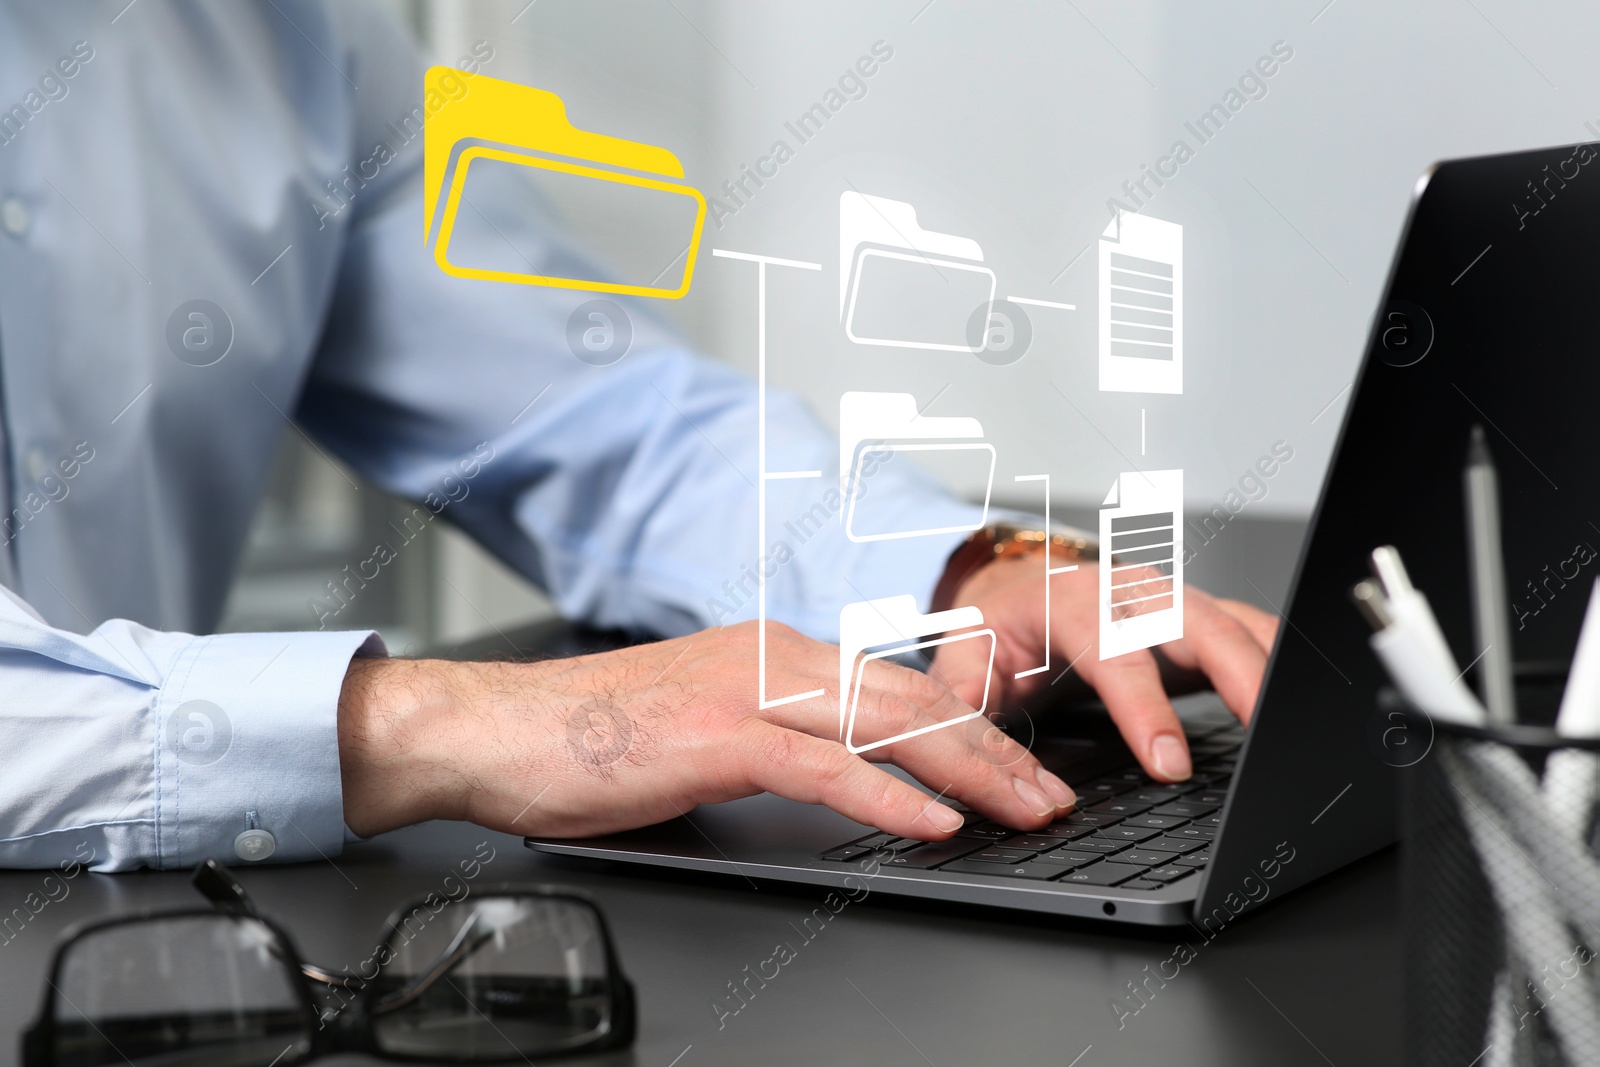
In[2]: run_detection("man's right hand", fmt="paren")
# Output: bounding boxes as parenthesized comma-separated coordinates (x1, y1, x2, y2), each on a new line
(336, 621, 1077, 844)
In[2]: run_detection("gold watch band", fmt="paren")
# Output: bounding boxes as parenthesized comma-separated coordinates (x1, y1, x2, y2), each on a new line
(931, 522, 1099, 613)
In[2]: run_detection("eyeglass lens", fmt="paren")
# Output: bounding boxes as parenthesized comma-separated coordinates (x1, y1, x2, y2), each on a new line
(49, 914, 312, 1067)
(369, 894, 614, 1060)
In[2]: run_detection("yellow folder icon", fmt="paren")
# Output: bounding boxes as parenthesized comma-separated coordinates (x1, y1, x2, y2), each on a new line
(423, 67, 707, 299)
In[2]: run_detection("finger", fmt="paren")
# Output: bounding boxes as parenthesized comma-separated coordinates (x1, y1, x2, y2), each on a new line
(765, 658, 1075, 827)
(856, 677, 1076, 827)
(927, 632, 1003, 714)
(1213, 596, 1280, 655)
(734, 720, 968, 840)
(1079, 647, 1193, 783)
(1176, 592, 1270, 723)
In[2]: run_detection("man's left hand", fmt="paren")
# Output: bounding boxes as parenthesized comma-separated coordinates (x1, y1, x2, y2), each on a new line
(928, 556, 1279, 783)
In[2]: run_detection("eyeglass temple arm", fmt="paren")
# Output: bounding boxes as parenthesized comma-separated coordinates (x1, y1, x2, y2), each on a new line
(190, 859, 364, 990)
(374, 913, 499, 1015)
(191, 859, 264, 919)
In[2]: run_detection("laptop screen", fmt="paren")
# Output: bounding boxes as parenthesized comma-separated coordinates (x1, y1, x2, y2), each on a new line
(1201, 141, 1600, 919)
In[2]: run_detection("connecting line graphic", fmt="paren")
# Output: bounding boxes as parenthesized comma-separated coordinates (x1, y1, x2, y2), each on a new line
(1011, 473, 1079, 679)
(712, 248, 825, 710)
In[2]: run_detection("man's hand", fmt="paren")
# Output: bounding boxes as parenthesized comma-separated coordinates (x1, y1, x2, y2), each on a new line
(930, 556, 1278, 783)
(337, 621, 1077, 844)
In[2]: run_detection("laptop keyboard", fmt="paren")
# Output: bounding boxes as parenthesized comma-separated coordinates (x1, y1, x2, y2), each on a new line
(819, 721, 1242, 891)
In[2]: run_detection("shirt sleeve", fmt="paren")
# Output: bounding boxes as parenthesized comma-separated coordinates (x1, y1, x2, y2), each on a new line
(296, 25, 991, 642)
(0, 586, 381, 872)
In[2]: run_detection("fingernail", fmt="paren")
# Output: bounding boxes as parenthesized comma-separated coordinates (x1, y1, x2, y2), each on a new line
(1151, 734, 1192, 781)
(1037, 770, 1076, 810)
(1013, 777, 1055, 817)
(924, 804, 963, 833)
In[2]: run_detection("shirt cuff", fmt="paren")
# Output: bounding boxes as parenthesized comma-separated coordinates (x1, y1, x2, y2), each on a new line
(156, 629, 385, 869)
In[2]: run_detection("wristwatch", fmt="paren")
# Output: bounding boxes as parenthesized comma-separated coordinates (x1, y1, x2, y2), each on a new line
(930, 521, 1098, 613)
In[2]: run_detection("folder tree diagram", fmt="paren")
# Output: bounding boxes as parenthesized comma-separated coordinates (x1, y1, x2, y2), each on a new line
(1098, 211, 1183, 393)
(1099, 469, 1184, 659)
(839, 596, 996, 754)
(423, 67, 707, 298)
(838, 391, 994, 543)
(839, 191, 996, 351)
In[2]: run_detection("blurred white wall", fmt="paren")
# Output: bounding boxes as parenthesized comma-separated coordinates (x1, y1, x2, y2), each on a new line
(415, 0, 1599, 520)
(230, 0, 1596, 646)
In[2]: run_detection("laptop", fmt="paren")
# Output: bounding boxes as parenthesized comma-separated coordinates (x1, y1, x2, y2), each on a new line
(528, 142, 1600, 926)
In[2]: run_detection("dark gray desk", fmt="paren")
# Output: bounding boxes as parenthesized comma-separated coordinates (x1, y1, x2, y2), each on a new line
(0, 515, 1408, 1064)
(0, 818, 1402, 1066)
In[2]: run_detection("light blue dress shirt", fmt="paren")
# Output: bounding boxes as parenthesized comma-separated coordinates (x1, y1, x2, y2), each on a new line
(0, 1, 983, 871)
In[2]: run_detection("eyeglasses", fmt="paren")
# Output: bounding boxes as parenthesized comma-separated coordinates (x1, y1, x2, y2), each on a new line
(22, 859, 637, 1066)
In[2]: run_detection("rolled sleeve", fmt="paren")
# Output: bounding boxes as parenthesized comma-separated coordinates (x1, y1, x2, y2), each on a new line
(157, 630, 385, 871)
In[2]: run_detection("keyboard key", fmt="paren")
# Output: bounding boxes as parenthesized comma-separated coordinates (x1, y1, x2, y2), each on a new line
(1172, 850, 1212, 867)
(1000, 834, 1072, 852)
(1119, 879, 1167, 891)
(1033, 849, 1104, 868)
(952, 823, 1014, 840)
(1126, 815, 1189, 830)
(1198, 815, 1224, 828)
(1056, 863, 1142, 887)
(1192, 791, 1228, 806)
(1075, 780, 1134, 799)
(1143, 836, 1207, 854)
(939, 860, 1063, 880)
(882, 840, 984, 869)
(1127, 789, 1188, 805)
(1144, 866, 1196, 883)
(1047, 838, 1129, 855)
(1086, 798, 1154, 817)
(853, 833, 898, 849)
(821, 845, 876, 862)
(879, 838, 924, 853)
(1058, 812, 1123, 827)
(1099, 826, 1162, 843)
(1116, 850, 1176, 867)
(1166, 826, 1216, 841)
(1100, 860, 1156, 879)
(1150, 802, 1217, 819)
(968, 847, 1039, 863)
(1036, 823, 1098, 840)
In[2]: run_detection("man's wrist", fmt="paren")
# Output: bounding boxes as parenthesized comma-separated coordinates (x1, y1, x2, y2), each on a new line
(931, 522, 1098, 612)
(338, 657, 473, 837)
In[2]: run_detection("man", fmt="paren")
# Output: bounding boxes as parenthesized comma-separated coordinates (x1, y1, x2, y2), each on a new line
(0, 2, 1273, 871)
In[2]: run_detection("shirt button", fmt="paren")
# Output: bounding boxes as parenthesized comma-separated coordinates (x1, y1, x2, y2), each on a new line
(1, 197, 30, 238)
(234, 828, 277, 862)
(24, 447, 50, 484)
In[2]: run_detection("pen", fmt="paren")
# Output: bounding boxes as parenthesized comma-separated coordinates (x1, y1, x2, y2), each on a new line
(1465, 425, 1517, 725)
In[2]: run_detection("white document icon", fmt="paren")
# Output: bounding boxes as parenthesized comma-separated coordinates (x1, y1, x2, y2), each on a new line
(839, 191, 996, 352)
(839, 595, 996, 754)
(1099, 211, 1182, 394)
(1099, 469, 1184, 659)
(839, 392, 995, 542)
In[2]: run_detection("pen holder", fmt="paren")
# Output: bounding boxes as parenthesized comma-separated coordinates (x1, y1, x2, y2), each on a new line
(1399, 668, 1600, 1067)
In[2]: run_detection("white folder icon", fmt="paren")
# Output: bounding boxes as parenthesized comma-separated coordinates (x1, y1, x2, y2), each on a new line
(839, 191, 996, 352)
(839, 595, 996, 754)
(839, 392, 995, 543)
